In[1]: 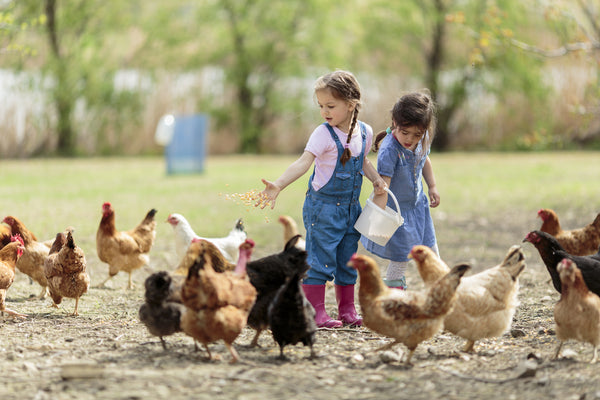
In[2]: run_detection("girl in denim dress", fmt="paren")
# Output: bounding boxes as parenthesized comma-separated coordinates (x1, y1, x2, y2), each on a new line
(362, 91, 440, 290)
(259, 70, 386, 328)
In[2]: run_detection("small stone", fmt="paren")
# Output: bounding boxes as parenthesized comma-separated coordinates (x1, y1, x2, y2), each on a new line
(379, 350, 402, 363)
(536, 376, 550, 386)
(366, 374, 384, 382)
(511, 329, 526, 338)
(560, 348, 578, 359)
(23, 362, 38, 373)
(351, 353, 364, 363)
(60, 363, 104, 380)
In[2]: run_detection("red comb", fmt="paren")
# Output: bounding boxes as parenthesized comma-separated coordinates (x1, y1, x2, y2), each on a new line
(11, 234, 24, 245)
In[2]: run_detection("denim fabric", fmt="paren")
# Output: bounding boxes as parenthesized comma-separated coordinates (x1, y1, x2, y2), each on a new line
(303, 122, 366, 285)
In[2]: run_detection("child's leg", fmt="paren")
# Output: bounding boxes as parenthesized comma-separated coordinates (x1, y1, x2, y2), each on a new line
(384, 261, 409, 289)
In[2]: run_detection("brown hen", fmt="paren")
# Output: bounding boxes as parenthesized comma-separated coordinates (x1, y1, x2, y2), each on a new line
(411, 244, 526, 353)
(96, 202, 157, 289)
(538, 208, 600, 256)
(0, 235, 26, 318)
(3, 216, 49, 299)
(554, 258, 600, 363)
(180, 238, 256, 363)
(348, 253, 469, 364)
(44, 231, 90, 315)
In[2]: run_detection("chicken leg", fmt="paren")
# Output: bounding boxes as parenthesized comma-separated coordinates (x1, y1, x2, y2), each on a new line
(249, 329, 262, 347)
(96, 274, 113, 288)
(1, 308, 27, 318)
(72, 297, 81, 316)
(225, 342, 240, 364)
(463, 339, 476, 353)
(553, 341, 564, 360)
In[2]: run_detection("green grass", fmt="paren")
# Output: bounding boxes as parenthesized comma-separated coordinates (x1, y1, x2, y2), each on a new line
(1, 152, 599, 269)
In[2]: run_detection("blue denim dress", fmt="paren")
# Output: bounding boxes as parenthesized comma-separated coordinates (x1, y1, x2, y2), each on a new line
(302, 122, 366, 285)
(361, 132, 437, 262)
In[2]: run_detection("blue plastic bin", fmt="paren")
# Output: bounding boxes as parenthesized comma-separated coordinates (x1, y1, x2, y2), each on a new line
(165, 114, 208, 174)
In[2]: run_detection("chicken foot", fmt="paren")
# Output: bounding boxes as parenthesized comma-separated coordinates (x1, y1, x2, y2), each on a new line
(1, 308, 27, 318)
(553, 341, 564, 360)
(225, 343, 240, 364)
(127, 273, 135, 290)
(28, 286, 48, 300)
(95, 275, 114, 289)
(72, 297, 81, 316)
(463, 340, 476, 353)
(375, 340, 417, 365)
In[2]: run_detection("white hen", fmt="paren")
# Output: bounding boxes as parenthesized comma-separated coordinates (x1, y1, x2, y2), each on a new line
(167, 213, 247, 263)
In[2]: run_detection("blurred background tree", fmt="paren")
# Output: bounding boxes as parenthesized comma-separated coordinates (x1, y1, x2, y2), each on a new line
(0, 0, 598, 157)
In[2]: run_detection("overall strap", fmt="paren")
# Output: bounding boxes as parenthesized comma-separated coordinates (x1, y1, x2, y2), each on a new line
(323, 123, 344, 155)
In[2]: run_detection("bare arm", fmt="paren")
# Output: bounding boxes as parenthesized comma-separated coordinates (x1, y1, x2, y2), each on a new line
(423, 156, 440, 208)
(259, 151, 315, 209)
(362, 157, 386, 193)
(372, 175, 392, 209)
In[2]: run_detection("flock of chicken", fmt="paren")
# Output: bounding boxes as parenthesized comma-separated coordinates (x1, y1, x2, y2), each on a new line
(1, 204, 600, 365)
(347, 208, 600, 364)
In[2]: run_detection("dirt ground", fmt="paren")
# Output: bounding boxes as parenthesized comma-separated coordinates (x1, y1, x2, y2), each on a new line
(2, 211, 600, 400)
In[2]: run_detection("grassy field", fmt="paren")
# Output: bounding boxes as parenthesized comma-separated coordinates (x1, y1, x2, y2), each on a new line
(1, 151, 599, 267)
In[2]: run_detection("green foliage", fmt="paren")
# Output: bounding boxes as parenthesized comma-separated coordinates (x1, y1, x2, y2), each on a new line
(0, 1, 598, 156)
(8, 0, 146, 156)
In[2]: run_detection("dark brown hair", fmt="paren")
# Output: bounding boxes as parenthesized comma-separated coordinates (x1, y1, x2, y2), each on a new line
(373, 90, 436, 158)
(314, 70, 361, 165)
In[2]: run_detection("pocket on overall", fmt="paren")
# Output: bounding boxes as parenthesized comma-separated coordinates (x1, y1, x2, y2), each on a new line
(332, 172, 352, 192)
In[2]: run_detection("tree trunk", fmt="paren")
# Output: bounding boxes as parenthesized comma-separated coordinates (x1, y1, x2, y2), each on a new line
(45, 0, 75, 156)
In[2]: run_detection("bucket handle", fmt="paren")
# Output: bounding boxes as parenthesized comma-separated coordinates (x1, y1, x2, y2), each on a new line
(369, 187, 402, 224)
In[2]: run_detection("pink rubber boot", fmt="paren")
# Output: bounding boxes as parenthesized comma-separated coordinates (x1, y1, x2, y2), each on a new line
(335, 284, 363, 327)
(302, 284, 343, 328)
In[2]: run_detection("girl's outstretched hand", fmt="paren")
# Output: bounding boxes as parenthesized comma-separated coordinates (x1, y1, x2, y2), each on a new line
(257, 178, 280, 209)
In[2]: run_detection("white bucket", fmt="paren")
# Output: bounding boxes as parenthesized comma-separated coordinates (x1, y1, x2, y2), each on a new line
(354, 188, 404, 246)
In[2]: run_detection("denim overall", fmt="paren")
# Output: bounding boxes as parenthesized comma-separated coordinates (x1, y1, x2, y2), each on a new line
(302, 122, 366, 286)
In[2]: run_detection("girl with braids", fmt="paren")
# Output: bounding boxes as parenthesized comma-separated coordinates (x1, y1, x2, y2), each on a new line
(259, 70, 386, 328)
(363, 90, 440, 290)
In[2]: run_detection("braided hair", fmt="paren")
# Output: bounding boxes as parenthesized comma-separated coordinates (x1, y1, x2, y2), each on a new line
(314, 70, 362, 166)
(373, 90, 436, 158)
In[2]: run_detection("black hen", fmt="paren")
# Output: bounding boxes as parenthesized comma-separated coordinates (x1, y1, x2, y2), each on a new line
(268, 261, 316, 359)
(246, 235, 307, 347)
(139, 271, 186, 349)
(524, 230, 600, 295)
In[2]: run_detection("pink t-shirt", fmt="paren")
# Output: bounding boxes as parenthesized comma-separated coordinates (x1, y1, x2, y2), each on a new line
(304, 122, 373, 190)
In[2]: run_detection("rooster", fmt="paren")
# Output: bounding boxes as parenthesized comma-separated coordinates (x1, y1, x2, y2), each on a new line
(167, 213, 247, 263)
(0, 235, 26, 318)
(554, 258, 600, 363)
(139, 271, 187, 349)
(524, 230, 600, 296)
(411, 244, 526, 352)
(2, 216, 50, 299)
(44, 231, 90, 316)
(96, 203, 157, 289)
(180, 238, 256, 363)
(278, 215, 306, 250)
(538, 208, 600, 256)
(246, 235, 308, 347)
(348, 253, 469, 364)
